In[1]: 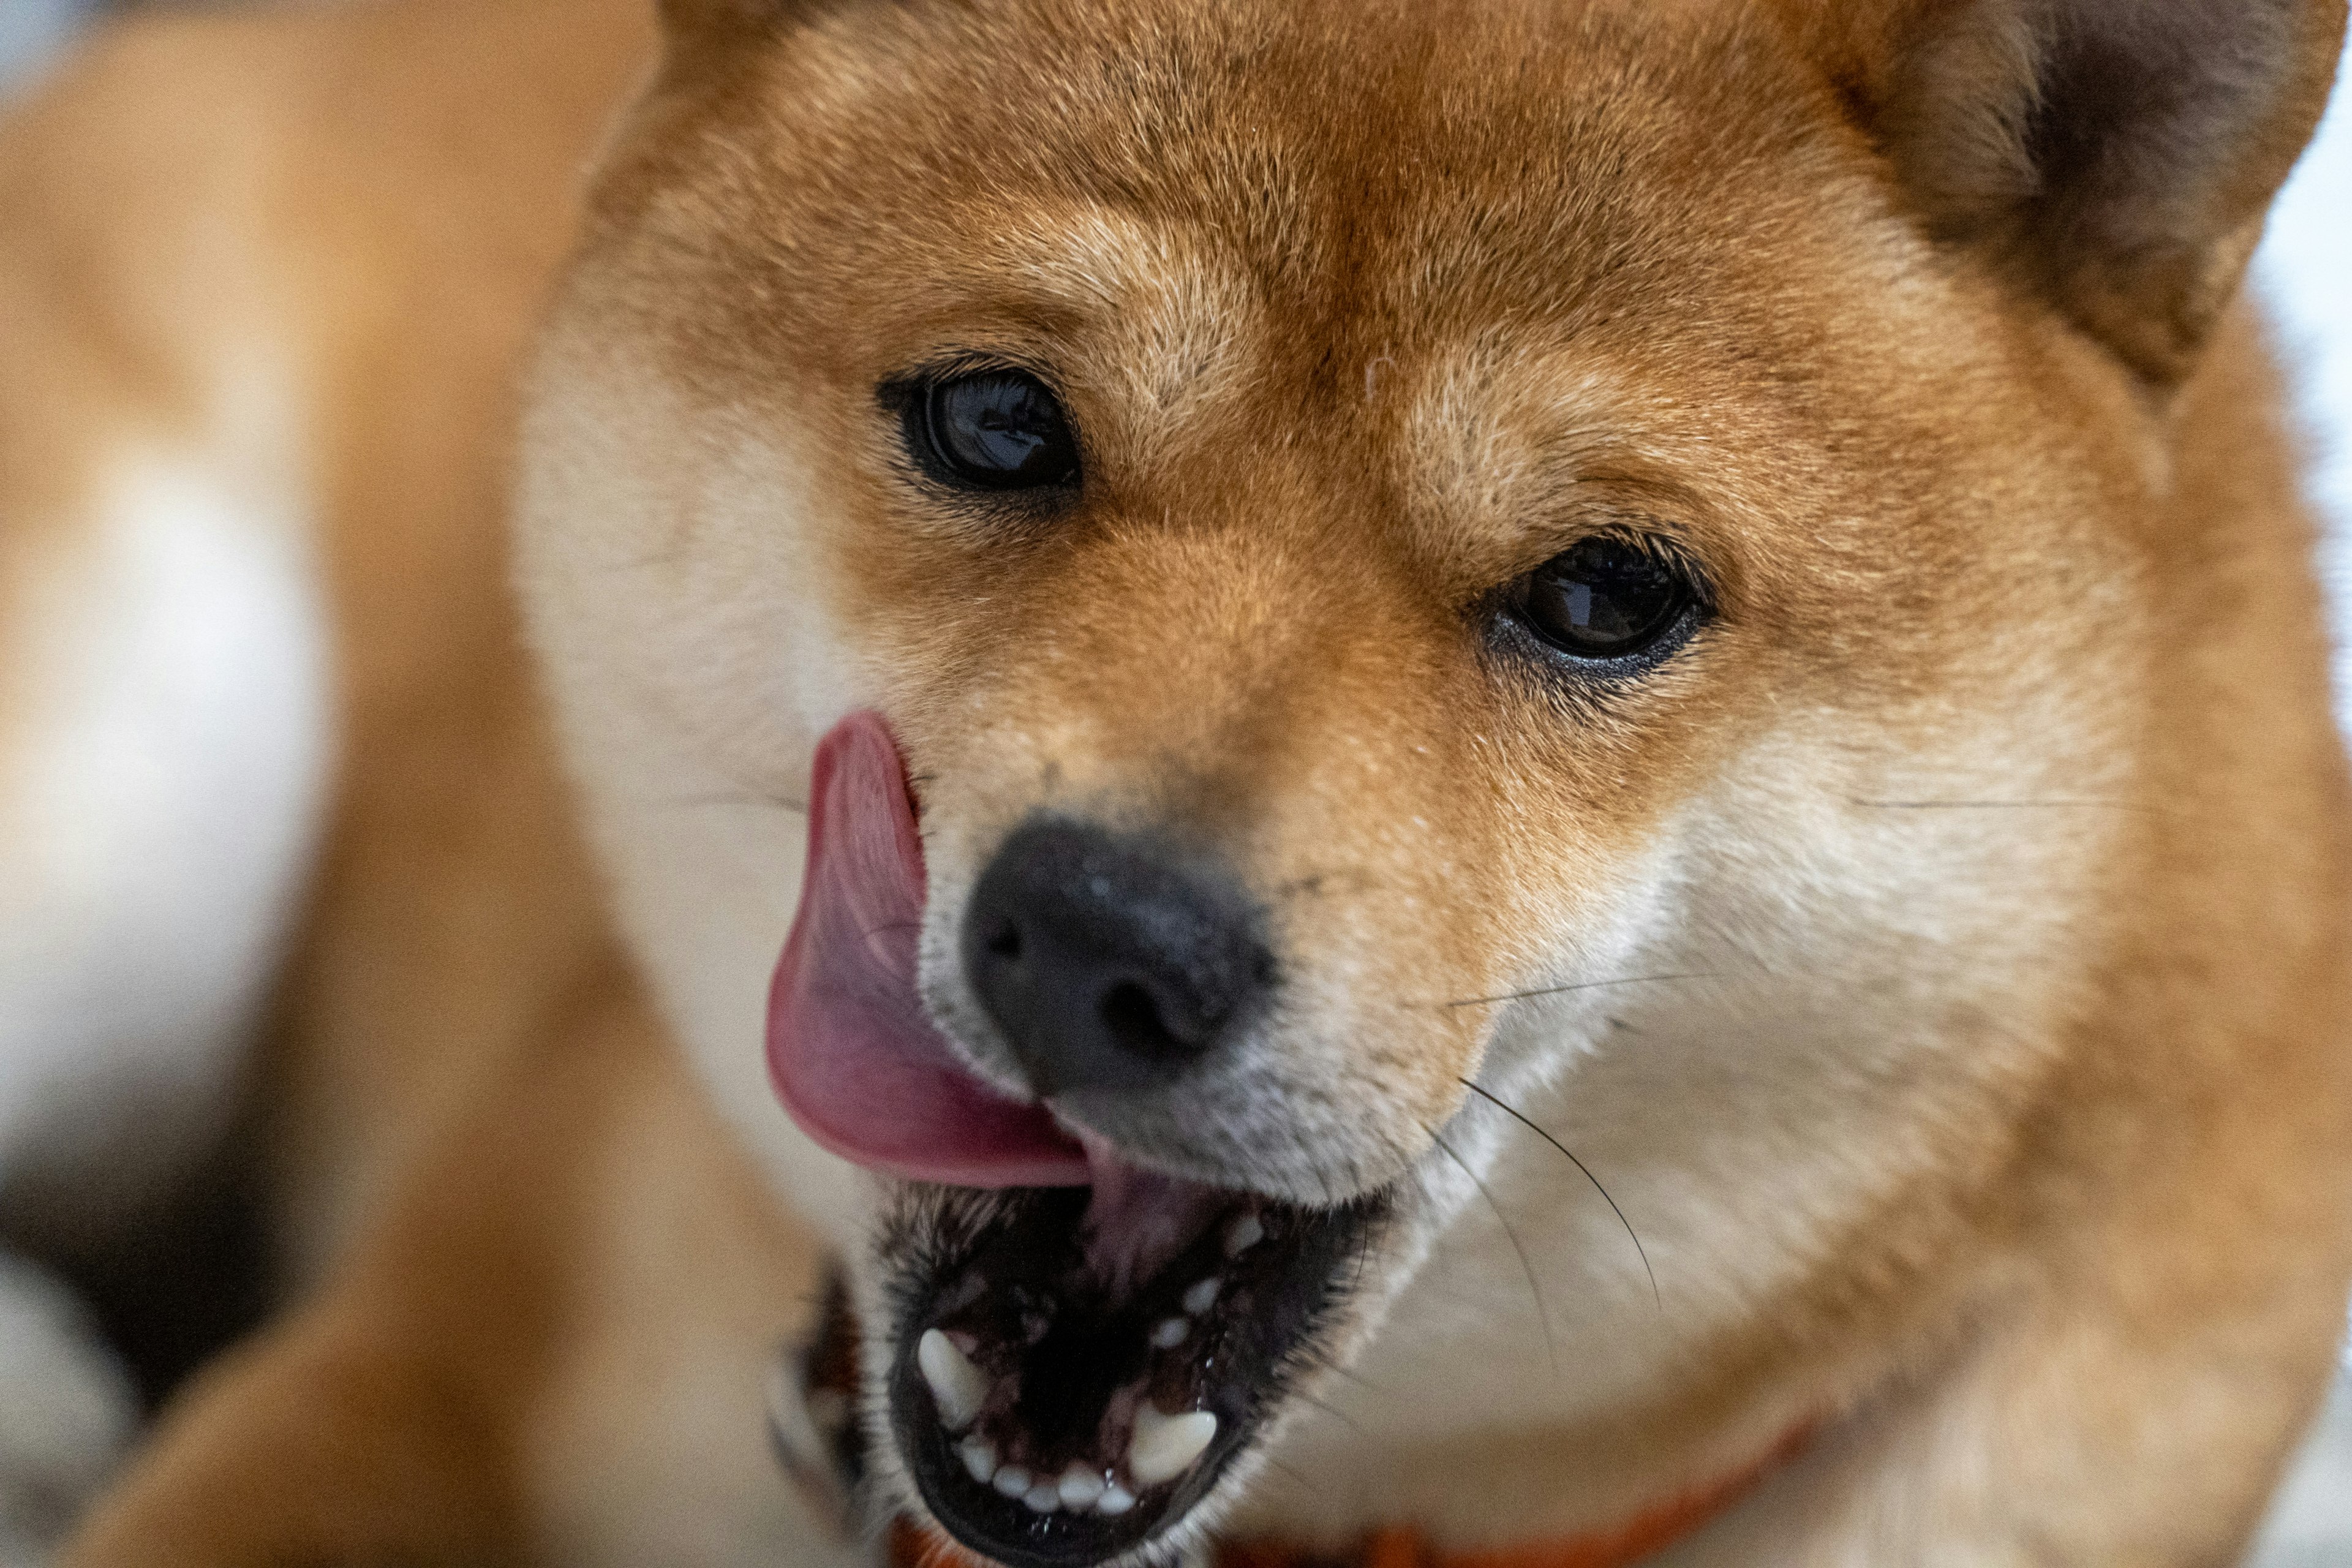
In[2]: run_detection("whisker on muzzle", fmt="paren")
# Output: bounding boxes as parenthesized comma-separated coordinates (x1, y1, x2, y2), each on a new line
(1849, 797, 2158, 815)
(1424, 1123, 1560, 1374)
(1291, 1348, 1385, 1398)
(1256, 1453, 1323, 1497)
(1287, 1387, 1368, 1436)
(638, 790, 810, 815)
(1439, 973, 1717, 1010)
(1458, 1079, 1660, 1312)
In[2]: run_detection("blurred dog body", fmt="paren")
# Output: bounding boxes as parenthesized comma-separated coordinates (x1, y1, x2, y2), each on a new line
(0, 8, 826, 1562)
(0, 2, 2350, 1567)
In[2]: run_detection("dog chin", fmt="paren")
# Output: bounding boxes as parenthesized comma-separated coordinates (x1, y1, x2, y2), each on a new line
(865, 1172, 1391, 1568)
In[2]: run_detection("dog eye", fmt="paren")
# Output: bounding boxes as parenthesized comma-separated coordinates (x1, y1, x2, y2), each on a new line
(1512, 535, 1698, 663)
(911, 371, 1080, 492)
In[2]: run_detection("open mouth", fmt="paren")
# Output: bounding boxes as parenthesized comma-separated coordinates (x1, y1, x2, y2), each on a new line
(766, 713, 1387, 1565)
(887, 1175, 1382, 1567)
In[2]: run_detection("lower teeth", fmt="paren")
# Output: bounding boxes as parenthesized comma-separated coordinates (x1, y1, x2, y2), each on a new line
(948, 1406, 1214, 1516)
(911, 1200, 1278, 1518)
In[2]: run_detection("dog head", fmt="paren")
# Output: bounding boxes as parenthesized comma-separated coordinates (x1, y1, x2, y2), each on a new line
(516, 0, 2343, 1561)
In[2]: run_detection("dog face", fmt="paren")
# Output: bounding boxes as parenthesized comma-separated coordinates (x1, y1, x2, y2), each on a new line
(516, 0, 2336, 1559)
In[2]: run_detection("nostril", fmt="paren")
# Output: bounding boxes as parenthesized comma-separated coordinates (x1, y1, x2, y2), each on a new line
(984, 918, 1022, 962)
(1099, 981, 1189, 1061)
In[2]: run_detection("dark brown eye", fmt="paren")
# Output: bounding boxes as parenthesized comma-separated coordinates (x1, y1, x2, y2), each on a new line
(913, 371, 1080, 491)
(1515, 536, 1697, 663)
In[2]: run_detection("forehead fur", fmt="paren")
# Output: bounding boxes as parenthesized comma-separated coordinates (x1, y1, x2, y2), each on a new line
(613, 8, 2133, 527)
(601, 0, 1893, 376)
(586, 0, 2150, 755)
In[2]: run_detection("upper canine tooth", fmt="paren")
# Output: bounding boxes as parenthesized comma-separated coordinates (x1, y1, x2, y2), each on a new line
(1224, 1214, 1265, 1257)
(918, 1329, 989, 1431)
(1182, 1278, 1221, 1314)
(1128, 1405, 1218, 1487)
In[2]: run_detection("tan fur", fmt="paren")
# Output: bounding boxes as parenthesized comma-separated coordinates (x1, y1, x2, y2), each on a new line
(1, 0, 2347, 1564)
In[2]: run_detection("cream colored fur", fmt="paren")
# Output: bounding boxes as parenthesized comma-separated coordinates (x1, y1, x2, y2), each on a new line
(0, 2, 2347, 1567)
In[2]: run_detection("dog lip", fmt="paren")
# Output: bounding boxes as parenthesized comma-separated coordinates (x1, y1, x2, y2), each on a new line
(767, 710, 1091, 1188)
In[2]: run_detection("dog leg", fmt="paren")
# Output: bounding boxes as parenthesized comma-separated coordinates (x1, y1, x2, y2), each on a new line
(60, 966, 858, 1568)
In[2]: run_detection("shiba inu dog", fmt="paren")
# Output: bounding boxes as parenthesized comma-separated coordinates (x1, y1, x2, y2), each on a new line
(3, 0, 2351, 1564)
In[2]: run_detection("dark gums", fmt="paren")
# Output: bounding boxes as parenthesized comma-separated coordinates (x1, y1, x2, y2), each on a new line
(888, 1187, 1384, 1568)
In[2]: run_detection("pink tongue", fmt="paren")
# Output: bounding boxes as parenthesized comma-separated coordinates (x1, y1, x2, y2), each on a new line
(767, 712, 1091, 1188)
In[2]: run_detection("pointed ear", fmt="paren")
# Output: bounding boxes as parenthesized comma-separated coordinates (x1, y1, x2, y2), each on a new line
(1785, 0, 2346, 383)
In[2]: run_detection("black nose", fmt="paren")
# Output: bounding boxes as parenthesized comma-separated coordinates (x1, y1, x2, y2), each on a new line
(962, 819, 1275, 1097)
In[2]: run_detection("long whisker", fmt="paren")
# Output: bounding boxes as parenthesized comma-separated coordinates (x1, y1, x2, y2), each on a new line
(1289, 1388, 1367, 1435)
(1459, 1079, 1660, 1312)
(1292, 1349, 1384, 1396)
(1850, 797, 2154, 814)
(597, 544, 692, 575)
(1442, 973, 1716, 1010)
(1349, 1208, 1380, 1298)
(641, 790, 810, 815)
(1256, 1453, 1322, 1495)
(1426, 1123, 1558, 1374)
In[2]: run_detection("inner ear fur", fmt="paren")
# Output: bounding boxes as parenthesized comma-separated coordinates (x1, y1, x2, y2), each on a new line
(1782, 0, 2348, 383)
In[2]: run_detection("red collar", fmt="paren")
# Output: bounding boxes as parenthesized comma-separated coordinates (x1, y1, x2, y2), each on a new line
(887, 1425, 1811, 1568)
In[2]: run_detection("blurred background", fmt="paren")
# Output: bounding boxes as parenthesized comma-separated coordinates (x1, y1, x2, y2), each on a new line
(0, 1, 2347, 1563)
(0, 1, 89, 100)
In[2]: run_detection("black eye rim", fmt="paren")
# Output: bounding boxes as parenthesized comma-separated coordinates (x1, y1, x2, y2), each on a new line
(1493, 530, 1714, 678)
(884, 363, 1084, 497)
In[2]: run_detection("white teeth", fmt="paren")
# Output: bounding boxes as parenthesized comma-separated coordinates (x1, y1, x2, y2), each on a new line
(1224, 1213, 1265, 1257)
(992, 1465, 1034, 1498)
(1059, 1466, 1107, 1508)
(918, 1329, 990, 1431)
(1023, 1482, 1062, 1513)
(959, 1436, 998, 1485)
(1128, 1405, 1218, 1487)
(1151, 1317, 1190, 1349)
(1097, 1485, 1138, 1516)
(1182, 1278, 1221, 1315)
